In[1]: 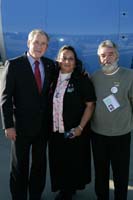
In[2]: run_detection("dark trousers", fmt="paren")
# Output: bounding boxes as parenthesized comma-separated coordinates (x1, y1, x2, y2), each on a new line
(91, 131, 131, 200)
(10, 135, 47, 200)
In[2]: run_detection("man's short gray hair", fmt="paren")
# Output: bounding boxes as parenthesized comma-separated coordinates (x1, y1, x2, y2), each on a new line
(28, 29, 50, 43)
(97, 40, 119, 58)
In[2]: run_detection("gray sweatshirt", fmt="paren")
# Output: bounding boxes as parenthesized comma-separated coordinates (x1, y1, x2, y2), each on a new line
(91, 67, 133, 136)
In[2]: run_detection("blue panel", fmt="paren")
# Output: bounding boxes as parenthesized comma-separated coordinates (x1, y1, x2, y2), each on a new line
(46, 0, 119, 35)
(44, 0, 120, 73)
(1, 0, 133, 73)
(1, 0, 47, 59)
(2, 0, 47, 32)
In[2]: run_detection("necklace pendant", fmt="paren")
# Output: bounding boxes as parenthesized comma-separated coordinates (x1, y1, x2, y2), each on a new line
(55, 92, 59, 98)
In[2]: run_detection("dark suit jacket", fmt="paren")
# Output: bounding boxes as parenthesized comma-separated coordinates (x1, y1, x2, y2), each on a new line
(0, 53, 55, 136)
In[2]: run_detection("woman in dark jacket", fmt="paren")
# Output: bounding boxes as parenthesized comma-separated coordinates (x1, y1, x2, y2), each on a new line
(48, 45, 96, 200)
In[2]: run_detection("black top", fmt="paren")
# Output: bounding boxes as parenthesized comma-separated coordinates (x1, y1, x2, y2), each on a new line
(48, 68, 96, 132)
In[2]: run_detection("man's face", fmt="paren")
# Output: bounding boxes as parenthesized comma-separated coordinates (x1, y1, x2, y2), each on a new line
(99, 47, 118, 66)
(27, 33, 48, 60)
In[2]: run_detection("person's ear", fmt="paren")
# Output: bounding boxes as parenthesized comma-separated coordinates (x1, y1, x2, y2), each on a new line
(27, 40, 30, 48)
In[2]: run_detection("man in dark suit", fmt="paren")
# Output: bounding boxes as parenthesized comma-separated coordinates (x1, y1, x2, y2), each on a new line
(0, 29, 55, 200)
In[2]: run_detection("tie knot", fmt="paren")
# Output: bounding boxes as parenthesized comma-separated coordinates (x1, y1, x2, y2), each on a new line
(34, 60, 40, 67)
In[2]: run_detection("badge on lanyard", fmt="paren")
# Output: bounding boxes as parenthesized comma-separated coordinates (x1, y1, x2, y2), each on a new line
(103, 94, 120, 112)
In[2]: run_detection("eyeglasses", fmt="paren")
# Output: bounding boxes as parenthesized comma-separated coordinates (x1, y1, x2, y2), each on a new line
(60, 57, 75, 62)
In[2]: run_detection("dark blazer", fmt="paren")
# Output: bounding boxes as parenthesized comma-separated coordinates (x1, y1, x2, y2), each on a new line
(0, 53, 55, 136)
(48, 68, 96, 132)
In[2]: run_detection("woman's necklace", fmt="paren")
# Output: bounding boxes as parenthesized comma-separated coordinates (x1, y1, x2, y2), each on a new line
(55, 72, 71, 98)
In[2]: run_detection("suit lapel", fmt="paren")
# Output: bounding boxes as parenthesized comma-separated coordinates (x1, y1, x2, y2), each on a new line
(41, 57, 51, 93)
(22, 54, 40, 92)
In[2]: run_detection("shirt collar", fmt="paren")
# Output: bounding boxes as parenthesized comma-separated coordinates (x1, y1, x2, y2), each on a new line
(27, 52, 41, 67)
